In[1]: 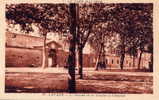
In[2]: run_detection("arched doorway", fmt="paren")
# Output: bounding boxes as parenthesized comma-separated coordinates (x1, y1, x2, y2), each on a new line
(48, 49, 57, 67)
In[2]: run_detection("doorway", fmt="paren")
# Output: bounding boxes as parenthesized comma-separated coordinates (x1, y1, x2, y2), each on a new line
(48, 49, 57, 67)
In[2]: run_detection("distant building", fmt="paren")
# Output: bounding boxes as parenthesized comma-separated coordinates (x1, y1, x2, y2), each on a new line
(92, 46, 151, 69)
(103, 53, 151, 69)
(5, 32, 94, 67)
(6, 32, 61, 67)
(5, 32, 151, 69)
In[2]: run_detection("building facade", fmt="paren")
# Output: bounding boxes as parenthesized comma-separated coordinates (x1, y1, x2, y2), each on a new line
(5, 32, 151, 69)
(5, 32, 95, 68)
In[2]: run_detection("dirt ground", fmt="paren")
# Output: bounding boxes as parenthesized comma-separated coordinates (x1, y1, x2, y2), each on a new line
(5, 68, 153, 93)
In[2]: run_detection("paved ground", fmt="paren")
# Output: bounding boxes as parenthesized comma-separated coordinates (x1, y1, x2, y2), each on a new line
(5, 67, 153, 93)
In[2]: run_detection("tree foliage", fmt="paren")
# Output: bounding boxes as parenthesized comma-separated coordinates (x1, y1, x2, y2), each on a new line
(109, 4, 153, 69)
(6, 3, 153, 71)
(6, 3, 69, 34)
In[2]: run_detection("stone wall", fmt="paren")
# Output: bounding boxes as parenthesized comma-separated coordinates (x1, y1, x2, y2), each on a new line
(6, 47, 95, 68)
(6, 47, 42, 67)
(6, 32, 44, 48)
(5, 47, 150, 69)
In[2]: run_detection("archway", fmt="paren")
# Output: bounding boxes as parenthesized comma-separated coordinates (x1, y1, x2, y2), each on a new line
(48, 49, 57, 67)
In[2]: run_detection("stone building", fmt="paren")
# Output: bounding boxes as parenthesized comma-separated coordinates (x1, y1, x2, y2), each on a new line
(103, 53, 151, 69)
(5, 32, 95, 68)
(5, 32, 151, 69)
(6, 32, 60, 67)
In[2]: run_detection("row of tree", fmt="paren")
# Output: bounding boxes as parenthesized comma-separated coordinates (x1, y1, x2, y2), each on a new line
(6, 3, 153, 92)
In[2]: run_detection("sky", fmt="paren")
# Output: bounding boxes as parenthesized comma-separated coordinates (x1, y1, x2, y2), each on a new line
(6, 23, 95, 54)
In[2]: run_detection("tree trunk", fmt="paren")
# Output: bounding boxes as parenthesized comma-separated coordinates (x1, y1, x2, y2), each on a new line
(149, 53, 153, 72)
(68, 4, 77, 93)
(95, 46, 102, 70)
(76, 45, 79, 70)
(120, 35, 125, 70)
(95, 54, 100, 70)
(133, 56, 135, 68)
(78, 47, 83, 79)
(120, 53, 125, 70)
(41, 35, 47, 69)
(138, 50, 143, 70)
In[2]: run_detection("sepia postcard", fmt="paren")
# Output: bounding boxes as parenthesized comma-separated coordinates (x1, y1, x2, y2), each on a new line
(0, 0, 159, 100)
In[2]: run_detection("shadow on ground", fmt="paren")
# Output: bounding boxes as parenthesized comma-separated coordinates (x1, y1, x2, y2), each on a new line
(5, 72, 153, 93)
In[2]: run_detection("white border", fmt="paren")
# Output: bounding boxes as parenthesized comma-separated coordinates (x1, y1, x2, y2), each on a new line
(0, 0, 159, 100)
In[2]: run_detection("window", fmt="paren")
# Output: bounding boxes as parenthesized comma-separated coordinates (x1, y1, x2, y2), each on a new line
(93, 58, 96, 63)
(112, 59, 114, 64)
(106, 59, 108, 64)
(49, 49, 56, 57)
(12, 34, 16, 38)
(129, 63, 131, 67)
(5, 43, 8, 46)
(117, 60, 119, 64)
(126, 60, 128, 64)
